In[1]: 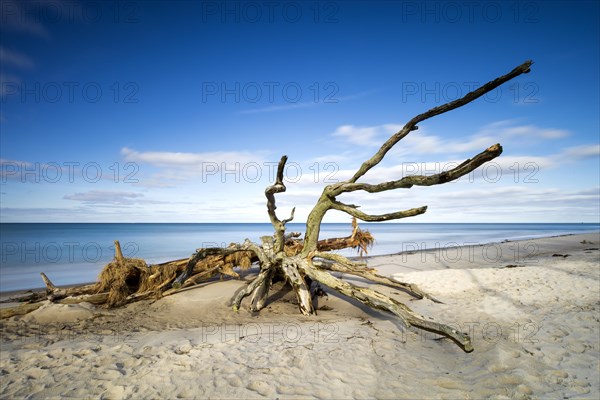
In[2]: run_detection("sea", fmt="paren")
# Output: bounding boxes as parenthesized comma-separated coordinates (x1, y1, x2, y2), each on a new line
(1, 223, 598, 292)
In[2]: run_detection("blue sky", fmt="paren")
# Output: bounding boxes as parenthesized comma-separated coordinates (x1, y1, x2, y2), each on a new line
(1, 0, 598, 223)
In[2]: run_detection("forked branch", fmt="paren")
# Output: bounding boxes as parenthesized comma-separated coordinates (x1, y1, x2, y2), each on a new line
(348, 60, 532, 183)
(331, 143, 503, 195)
(302, 61, 532, 256)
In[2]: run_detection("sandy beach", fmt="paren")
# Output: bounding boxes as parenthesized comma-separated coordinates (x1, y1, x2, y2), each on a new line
(1, 232, 598, 399)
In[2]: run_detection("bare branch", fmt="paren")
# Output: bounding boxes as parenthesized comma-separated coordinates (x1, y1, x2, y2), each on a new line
(232, 265, 274, 311)
(312, 251, 368, 268)
(114, 240, 124, 262)
(40, 272, 96, 301)
(334, 144, 502, 195)
(265, 156, 287, 222)
(281, 258, 314, 315)
(173, 240, 265, 287)
(330, 201, 428, 222)
(265, 155, 292, 253)
(349, 61, 532, 183)
(40, 272, 58, 291)
(248, 267, 276, 311)
(312, 255, 442, 303)
(284, 231, 302, 241)
(282, 207, 295, 225)
(302, 264, 473, 352)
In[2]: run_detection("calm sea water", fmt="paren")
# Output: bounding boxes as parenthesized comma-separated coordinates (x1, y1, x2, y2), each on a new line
(1, 223, 598, 292)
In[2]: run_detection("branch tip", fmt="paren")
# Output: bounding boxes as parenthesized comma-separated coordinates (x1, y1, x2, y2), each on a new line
(114, 240, 124, 262)
(488, 143, 502, 154)
(276, 155, 288, 184)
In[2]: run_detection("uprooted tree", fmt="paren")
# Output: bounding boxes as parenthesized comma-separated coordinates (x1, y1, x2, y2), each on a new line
(1, 60, 534, 352)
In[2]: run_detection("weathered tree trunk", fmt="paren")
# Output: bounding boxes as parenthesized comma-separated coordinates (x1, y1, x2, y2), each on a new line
(0, 293, 109, 319)
(40, 273, 97, 301)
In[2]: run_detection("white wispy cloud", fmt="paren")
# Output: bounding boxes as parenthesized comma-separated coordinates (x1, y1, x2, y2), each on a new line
(121, 147, 270, 188)
(562, 144, 600, 159)
(329, 120, 572, 156)
(0, 46, 34, 70)
(0, 206, 165, 222)
(331, 124, 391, 146)
(0, 0, 51, 39)
(64, 190, 165, 205)
(330, 123, 491, 153)
(0, 73, 21, 97)
(238, 101, 322, 115)
(238, 90, 375, 115)
(121, 147, 262, 167)
(479, 120, 570, 139)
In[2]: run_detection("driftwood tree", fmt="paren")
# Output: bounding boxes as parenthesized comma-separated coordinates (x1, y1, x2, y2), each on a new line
(171, 60, 533, 352)
(2, 60, 533, 353)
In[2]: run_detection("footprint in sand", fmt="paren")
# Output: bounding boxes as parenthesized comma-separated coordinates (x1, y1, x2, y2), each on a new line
(246, 380, 274, 397)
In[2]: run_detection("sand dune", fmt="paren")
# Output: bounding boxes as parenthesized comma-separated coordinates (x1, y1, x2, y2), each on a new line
(1, 233, 598, 399)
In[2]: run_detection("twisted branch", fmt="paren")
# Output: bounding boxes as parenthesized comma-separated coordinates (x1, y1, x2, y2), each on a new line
(265, 155, 293, 253)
